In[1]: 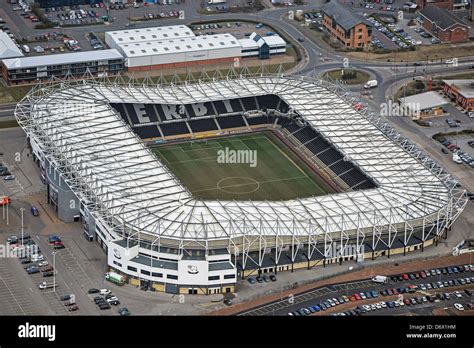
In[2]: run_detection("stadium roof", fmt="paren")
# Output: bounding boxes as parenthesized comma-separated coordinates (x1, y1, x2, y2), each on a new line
(105, 25, 195, 45)
(118, 34, 241, 57)
(16, 75, 464, 244)
(0, 31, 23, 60)
(2, 49, 123, 69)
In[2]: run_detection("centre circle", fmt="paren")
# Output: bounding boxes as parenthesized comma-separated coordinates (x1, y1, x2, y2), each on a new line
(216, 177, 260, 194)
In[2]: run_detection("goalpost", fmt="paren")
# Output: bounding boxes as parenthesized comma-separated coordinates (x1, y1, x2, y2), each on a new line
(190, 138, 208, 147)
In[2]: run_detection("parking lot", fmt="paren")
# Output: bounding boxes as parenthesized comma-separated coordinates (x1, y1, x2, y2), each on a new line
(239, 264, 474, 316)
(190, 21, 277, 40)
(0, 258, 39, 315)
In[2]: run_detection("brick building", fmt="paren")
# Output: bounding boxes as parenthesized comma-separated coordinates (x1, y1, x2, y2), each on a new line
(419, 6, 470, 42)
(416, 0, 453, 10)
(443, 80, 474, 111)
(321, 2, 372, 49)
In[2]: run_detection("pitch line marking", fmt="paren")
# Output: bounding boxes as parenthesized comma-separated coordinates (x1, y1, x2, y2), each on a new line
(264, 136, 327, 195)
(216, 177, 260, 194)
(169, 156, 217, 164)
(192, 175, 308, 194)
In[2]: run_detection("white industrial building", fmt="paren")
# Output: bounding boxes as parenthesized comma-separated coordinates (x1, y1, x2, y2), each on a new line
(118, 34, 242, 71)
(240, 32, 287, 58)
(104, 25, 195, 49)
(105, 25, 287, 71)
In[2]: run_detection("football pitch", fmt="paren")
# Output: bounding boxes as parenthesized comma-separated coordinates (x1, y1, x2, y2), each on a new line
(153, 133, 334, 201)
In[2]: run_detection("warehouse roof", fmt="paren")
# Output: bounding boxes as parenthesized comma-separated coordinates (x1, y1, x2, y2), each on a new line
(399, 91, 448, 111)
(442, 79, 474, 98)
(249, 32, 286, 48)
(239, 38, 259, 50)
(1, 49, 123, 69)
(262, 35, 286, 47)
(119, 34, 241, 57)
(0, 31, 23, 60)
(106, 25, 195, 44)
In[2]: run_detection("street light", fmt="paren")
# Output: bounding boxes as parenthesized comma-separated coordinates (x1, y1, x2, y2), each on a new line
(52, 251, 58, 293)
(20, 207, 25, 246)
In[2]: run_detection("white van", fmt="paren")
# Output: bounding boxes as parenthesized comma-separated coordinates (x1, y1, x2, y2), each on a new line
(371, 275, 388, 284)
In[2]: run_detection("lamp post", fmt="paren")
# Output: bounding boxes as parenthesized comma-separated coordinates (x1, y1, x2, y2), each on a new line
(52, 251, 57, 292)
(20, 207, 25, 246)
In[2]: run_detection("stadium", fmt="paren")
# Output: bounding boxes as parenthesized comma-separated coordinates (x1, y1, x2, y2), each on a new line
(15, 69, 468, 295)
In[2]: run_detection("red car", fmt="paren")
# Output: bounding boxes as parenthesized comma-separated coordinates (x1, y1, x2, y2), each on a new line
(40, 266, 53, 272)
(354, 293, 361, 301)
(349, 296, 356, 302)
(402, 274, 409, 280)
(68, 305, 79, 311)
(53, 243, 65, 249)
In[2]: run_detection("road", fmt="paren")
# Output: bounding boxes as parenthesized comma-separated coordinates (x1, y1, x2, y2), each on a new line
(0, 104, 16, 120)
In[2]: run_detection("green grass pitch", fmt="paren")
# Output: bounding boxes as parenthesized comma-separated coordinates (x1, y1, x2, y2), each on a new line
(152, 132, 334, 201)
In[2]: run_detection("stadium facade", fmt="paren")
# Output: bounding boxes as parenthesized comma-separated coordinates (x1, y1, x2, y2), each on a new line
(15, 70, 467, 295)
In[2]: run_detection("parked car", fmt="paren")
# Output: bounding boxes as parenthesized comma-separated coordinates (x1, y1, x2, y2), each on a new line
(118, 307, 130, 316)
(53, 242, 65, 249)
(68, 304, 79, 311)
(30, 206, 39, 216)
(48, 235, 61, 243)
(88, 288, 100, 294)
(26, 266, 39, 274)
(40, 266, 53, 272)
